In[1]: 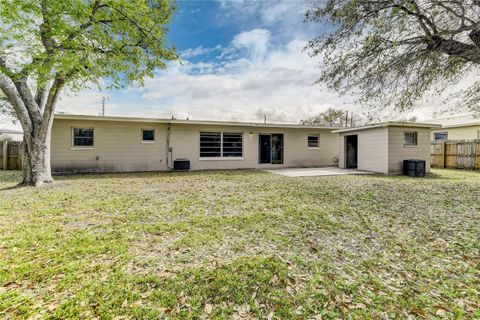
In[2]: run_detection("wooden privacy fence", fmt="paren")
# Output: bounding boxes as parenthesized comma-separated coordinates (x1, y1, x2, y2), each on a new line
(0, 141, 23, 170)
(431, 140, 480, 170)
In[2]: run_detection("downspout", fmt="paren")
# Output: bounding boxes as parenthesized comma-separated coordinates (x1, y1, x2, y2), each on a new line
(166, 123, 174, 170)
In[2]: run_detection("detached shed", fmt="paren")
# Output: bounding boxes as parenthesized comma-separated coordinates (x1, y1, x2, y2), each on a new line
(333, 122, 441, 174)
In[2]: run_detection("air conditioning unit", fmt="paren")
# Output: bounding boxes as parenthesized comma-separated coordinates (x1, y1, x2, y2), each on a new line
(403, 159, 426, 177)
(173, 159, 190, 171)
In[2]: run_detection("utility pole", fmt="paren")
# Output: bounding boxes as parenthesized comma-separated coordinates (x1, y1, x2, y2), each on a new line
(264, 115, 267, 124)
(345, 111, 349, 127)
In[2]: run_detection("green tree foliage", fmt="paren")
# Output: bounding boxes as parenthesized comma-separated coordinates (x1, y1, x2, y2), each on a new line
(0, 0, 177, 186)
(305, 0, 480, 115)
(301, 107, 346, 126)
(0, 0, 177, 88)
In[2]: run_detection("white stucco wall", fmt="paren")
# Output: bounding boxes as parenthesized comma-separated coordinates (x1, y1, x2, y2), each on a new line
(388, 127, 431, 174)
(51, 119, 340, 172)
(338, 128, 389, 174)
(338, 126, 432, 174)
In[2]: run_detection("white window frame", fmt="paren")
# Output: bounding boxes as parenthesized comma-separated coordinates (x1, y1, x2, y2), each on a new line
(199, 131, 244, 160)
(141, 129, 155, 144)
(404, 131, 418, 146)
(307, 134, 320, 149)
(434, 131, 448, 142)
(71, 127, 95, 150)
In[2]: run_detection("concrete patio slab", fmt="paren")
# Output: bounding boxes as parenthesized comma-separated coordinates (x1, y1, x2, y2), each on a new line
(264, 167, 374, 177)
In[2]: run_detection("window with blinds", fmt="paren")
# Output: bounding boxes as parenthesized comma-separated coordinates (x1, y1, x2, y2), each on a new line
(200, 132, 243, 158)
(308, 134, 319, 148)
(404, 131, 418, 146)
(72, 128, 94, 147)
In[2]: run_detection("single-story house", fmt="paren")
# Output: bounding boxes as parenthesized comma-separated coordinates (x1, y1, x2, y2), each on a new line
(51, 114, 340, 173)
(423, 115, 480, 141)
(51, 114, 439, 174)
(431, 123, 480, 142)
(333, 122, 441, 174)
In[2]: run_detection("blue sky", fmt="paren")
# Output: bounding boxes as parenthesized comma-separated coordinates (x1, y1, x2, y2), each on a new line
(1, 0, 471, 130)
(56, 0, 356, 123)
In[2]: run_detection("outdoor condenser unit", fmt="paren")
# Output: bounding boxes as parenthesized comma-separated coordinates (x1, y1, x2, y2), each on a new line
(173, 159, 191, 171)
(403, 159, 426, 177)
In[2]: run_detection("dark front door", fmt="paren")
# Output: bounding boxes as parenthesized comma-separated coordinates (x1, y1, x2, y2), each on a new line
(259, 134, 284, 164)
(346, 135, 358, 169)
(259, 134, 271, 164)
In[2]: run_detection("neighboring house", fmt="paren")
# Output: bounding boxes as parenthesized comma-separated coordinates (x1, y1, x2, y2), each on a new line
(0, 128, 23, 142)
(424, 115, 480, 141)
(333, 122, 440, 174)
(51, 114, 438, 175)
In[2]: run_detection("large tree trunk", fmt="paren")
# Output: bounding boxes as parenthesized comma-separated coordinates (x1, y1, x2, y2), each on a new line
(22, 129, 54, 187)
(1, 69, 64, 188)
(20, 102, 56, 187)
(23, 134, 53, 187)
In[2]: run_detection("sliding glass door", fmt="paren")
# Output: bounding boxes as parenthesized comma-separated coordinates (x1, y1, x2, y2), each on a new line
(271, 134, 283, 164)
(259, 134, 283, 164)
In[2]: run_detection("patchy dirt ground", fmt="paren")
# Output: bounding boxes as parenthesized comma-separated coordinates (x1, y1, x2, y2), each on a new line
(0, 169, 479, 319)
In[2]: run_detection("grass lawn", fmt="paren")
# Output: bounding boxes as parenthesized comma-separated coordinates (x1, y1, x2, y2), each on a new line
(0, 169, 479, 319)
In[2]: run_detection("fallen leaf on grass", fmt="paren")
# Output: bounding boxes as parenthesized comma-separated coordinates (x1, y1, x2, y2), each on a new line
(295, 306, 303, 315)
(0, 282, 19, 292)
(270, 275, 279, 284)
(267, 311, 274, 320)
(205, 303, 213, 315)
(353, 303, 366, 310)
(435, 308, 447, 316)
(235, 304, 251, 317)
(46, 302, 58, 312)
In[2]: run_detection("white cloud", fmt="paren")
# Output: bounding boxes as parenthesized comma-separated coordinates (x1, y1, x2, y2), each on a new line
(50, 21, 355, 124)
(181, 45, 223, 59)
(215, 0, 318, 42)
(132, 28, 353, 123)
(57, 89, 112, 116)
(51, 0, 476, 124)
(48, 0, 345, 124)
(232, 29, 271, 65)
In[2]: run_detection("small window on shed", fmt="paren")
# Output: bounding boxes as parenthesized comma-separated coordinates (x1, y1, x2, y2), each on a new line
(434, 132, 448, 142)
(72, 128, 94, 147)
(308, 134, 319, 148)
(142, 129, 155, 142)
(404, 131, 418, 146)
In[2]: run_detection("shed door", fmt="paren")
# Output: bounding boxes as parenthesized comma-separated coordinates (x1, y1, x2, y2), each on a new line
(346, 135, 358, 169)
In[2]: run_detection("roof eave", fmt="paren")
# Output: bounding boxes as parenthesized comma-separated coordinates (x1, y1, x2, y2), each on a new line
(437, 122, 480, 129)
(53, 114, 344, 130)
(332, 122, 442, 133)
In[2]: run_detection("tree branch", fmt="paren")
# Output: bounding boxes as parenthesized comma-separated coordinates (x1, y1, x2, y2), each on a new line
(40, 77, 64, 137)
(13, 78, 43, 125)
(469, 28, 480, 48)
(427, 35, 480, 63)
(35, 83, 49, 113)
(0, 74, 33, 132)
